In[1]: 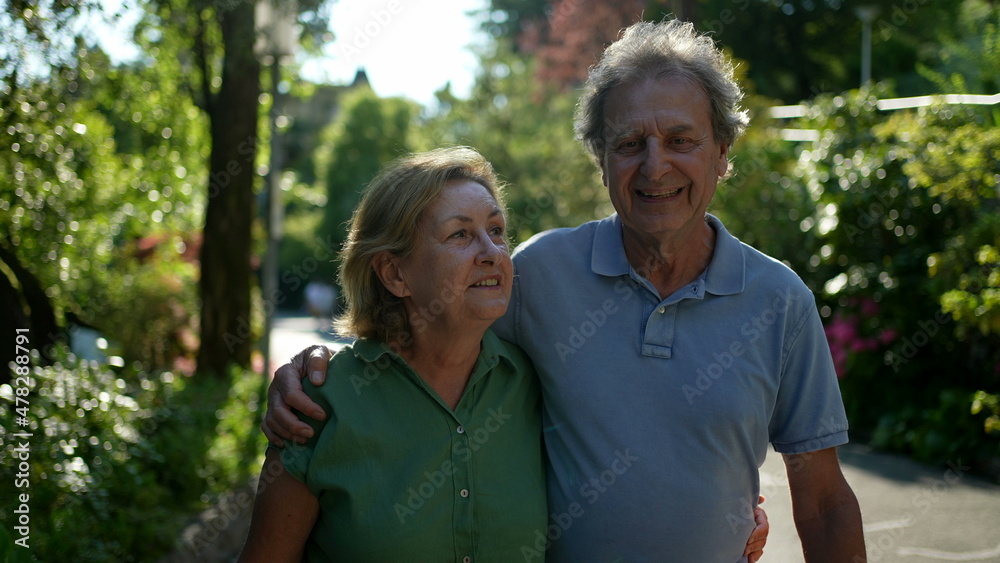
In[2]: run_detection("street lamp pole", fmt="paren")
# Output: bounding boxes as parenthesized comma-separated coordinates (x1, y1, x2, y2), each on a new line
(855, 6, 879, 86)
(255, 0, 298, 378)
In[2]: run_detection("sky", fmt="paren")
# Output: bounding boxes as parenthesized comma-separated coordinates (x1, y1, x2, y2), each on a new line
(91, 0, 491, 109)
(303, 0, 491, 107)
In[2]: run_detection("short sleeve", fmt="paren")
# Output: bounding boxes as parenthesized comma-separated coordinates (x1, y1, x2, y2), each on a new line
(279, 380, 331, 486)
(769, 302, 849, 454)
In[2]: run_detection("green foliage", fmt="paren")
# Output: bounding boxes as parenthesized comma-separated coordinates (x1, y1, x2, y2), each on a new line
(738, 85, 1000, 472)
(0, 347, 265, 561)
(936, 244, 1000, 337)
(917, 0, 1000, 95)
(485, 0, 966, 103)
(871, 389, 998, 464)
(972, 390, 1000, 436)
(277, 207, 328, 309)
(1, 44, 206, 366)
(0, 0, 83, 87)
(712, 91, 819, 276)
(2, 68, 126, 318)
(100, 244, 200, 370)
(480, 0, 549, 44)
(866, 105, 1000, 342)
(312, 87, 421, 280)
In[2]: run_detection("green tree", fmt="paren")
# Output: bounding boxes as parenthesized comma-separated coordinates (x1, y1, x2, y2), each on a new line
(917, 0, 1000, 95)
(132, 0, 264, 376)
(1, 0, 344, 378)
(748, 84, 1000, 469)
(315, 87, 421, 268)
(485, 0, 968, 103)
(0, 37, 209, 376)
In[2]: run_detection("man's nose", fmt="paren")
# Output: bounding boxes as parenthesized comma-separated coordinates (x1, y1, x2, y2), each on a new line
(640, 141, 673, 181)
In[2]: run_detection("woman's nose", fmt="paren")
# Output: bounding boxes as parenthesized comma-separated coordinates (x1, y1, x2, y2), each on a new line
(476, 231, 504, 263)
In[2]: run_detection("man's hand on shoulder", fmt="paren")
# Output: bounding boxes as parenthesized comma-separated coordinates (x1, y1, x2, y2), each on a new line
(261, 345, 334, 447)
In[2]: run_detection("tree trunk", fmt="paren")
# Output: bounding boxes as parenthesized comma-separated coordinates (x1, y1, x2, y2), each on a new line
(196, 3, 260, 377)
(0, 240, 59, 380)
(0, 251, 29, 385)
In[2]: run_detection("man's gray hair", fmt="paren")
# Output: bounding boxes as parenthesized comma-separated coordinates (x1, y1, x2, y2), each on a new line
(574, 19, 750, 164)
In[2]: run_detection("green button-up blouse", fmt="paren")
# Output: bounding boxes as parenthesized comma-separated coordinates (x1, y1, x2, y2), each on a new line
(282, 329, 547, 562)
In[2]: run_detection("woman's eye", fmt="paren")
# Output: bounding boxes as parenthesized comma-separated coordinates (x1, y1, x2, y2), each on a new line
(450, 230, 467, 239)
(490, 226, 504, 236)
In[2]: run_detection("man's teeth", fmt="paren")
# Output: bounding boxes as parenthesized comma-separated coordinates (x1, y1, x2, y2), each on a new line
(473, 279, 499, 287)
(640, 188, 682, 199)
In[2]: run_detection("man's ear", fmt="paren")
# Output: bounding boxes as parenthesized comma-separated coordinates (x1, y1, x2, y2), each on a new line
(716, 142, 731, 178)
(373, 251, 410, 298)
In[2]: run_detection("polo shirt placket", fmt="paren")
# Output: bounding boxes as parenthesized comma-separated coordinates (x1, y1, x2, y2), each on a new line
(498, 213, 849, 562)
(629, 259, 711, 360)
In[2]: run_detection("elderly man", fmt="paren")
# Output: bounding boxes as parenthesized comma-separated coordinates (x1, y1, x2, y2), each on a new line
(265, 19, 864, 562)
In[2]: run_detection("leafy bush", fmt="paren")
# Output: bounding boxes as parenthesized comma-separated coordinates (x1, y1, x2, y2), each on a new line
(98, 237, 201, 371)
(1, 46, 207, 380)
(0, 347, 265, 561)
(717, 84, 1000, 475)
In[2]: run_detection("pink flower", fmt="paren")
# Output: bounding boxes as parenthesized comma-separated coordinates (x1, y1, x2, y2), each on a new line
(850, 337, 880, 353)
(878, 328, 898, 345)
(860, 298, 879, 317)
(825, 315, 858, 343)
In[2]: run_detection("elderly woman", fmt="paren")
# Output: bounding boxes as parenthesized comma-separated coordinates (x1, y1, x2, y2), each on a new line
(238, 147, 546, 561)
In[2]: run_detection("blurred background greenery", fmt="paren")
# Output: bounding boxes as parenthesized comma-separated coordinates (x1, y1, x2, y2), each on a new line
(1, 0, 998, 560)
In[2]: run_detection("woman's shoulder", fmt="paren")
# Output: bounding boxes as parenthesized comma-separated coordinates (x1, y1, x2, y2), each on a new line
(294, 341, 383, 401)
(323, 339, 399, 384)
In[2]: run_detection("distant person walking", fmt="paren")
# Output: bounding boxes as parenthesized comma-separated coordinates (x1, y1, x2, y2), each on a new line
(304, 279, 336, 329)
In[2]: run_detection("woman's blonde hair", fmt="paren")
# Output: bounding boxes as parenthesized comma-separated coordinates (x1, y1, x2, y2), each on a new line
(335, 146, 504, 342)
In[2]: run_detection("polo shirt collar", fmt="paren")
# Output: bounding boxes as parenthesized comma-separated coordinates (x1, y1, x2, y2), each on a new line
(353, 328, 517, 370)
(702, 214, 745, 296)
(591, 214, 631, 277)
(590, 213, 745, 295)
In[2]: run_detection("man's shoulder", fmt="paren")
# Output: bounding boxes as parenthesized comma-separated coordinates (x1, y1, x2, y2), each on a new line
(738, 240, 812, 295)
(513, 218, 604, 258)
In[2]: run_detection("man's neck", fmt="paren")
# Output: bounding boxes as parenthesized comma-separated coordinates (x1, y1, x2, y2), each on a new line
(622, 218, 716, 299)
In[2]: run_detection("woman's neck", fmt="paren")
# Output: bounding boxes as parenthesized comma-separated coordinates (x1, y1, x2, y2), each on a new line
(390, 322, 486, 410)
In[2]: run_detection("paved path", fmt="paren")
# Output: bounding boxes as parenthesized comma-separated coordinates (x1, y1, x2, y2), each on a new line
(260, 314, 1000, 562)
(760, 443, 1000, 562)
(266, 311, 351, 375)
(160, 313, 350, 563)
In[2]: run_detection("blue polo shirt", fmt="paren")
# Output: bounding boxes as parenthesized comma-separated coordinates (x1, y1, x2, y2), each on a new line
(493, 213, 848, 562)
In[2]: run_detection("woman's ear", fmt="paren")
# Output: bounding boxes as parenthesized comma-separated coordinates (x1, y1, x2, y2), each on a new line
(373, 251, 410, 298)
